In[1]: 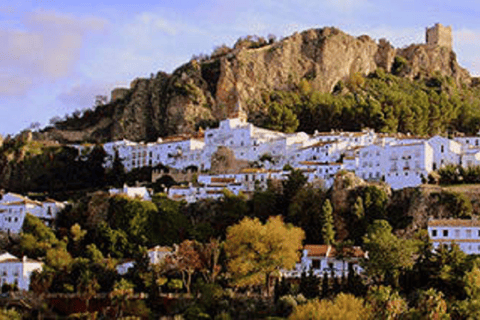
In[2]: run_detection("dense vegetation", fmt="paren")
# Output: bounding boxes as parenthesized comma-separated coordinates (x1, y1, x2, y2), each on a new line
(259, 70, 480, 135)
(2, 164, 480, 318)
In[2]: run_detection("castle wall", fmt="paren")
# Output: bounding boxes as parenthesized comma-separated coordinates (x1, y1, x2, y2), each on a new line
(426, 23, 452, 49)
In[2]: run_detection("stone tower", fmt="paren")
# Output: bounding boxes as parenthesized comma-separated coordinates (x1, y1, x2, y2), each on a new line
(426, 23, 452, 49)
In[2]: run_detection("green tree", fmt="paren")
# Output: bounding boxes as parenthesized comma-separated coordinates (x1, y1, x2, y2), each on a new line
(264, 102, 299, 133)
(366, 285, 408, 320)
(224, 216, 304, 295)
(362, 220, 417, 287)
(111, 279, 135, 318)
(108, 150, 126, 187)
(77, 269, 100, 311)
(411, 288, 450, 320)
(288, 186, 325, 243)
(321, 199, 335, 245)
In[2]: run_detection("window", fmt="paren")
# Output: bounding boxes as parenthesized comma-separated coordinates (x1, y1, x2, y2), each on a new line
(432, 229, 437, 237)
(441, 145, 444, 153)
(467, 229, 472, 238)
(312, 260, 320, 269)
(443, 230, 449, 237)
(455, 229, 460, 237)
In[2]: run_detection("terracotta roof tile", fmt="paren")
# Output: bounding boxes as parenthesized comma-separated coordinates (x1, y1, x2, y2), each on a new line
(428, 219, 480, 227)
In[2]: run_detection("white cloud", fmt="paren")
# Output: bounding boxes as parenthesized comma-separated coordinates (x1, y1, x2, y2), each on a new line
(0, 10, 107, 96)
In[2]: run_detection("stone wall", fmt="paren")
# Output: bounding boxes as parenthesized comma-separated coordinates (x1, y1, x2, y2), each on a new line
(426, 23, 452, 49)
(110, 88, 129, 102)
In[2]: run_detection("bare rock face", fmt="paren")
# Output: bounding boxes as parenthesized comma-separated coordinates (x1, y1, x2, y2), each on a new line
(397, 45, 471, 84)
(38, 26, 473, 143)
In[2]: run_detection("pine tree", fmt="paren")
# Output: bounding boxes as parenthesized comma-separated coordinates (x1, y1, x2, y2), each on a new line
(321, 271, 330, 298)
(321, 199, 335, 245)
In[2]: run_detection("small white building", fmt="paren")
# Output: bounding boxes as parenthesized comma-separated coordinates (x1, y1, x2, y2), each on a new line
(0, 252, 43, 291)
(428, 219, 480, 254)
(283, 244, 365, 278)
(116, 246, 172, 275)
(109, 185, 152, 201)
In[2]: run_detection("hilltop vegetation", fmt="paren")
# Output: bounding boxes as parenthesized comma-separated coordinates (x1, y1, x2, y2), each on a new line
(259, 70, 480, 135)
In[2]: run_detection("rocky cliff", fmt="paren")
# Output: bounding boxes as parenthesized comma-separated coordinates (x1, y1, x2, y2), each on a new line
(38, 27, 472, 143)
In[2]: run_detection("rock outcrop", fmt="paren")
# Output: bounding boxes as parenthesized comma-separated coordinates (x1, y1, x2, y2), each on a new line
(38, 26, 472, 143)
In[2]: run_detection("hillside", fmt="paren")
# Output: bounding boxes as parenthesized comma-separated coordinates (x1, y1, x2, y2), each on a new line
(36, 26, 474, 143)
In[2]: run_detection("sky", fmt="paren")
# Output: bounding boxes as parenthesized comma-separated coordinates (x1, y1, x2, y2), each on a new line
(1, 0, 480, 135)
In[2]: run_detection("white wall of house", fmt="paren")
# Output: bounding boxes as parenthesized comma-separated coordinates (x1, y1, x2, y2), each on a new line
(0, 253, 43, 291)
(428, 219, 480, 255)
(428, 136, 462, 170)
(0, 193, 65, 234)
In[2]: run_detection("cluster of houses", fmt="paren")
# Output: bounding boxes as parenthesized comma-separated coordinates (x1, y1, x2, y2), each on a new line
(70, 115, 480, 202)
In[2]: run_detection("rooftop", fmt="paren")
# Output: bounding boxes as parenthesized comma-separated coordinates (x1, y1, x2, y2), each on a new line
(428, 219, 480, 227)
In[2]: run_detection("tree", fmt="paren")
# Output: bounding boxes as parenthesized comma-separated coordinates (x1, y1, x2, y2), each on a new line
(411, 288, 450, 320)
(362, 220, 417, 287)
(108, 150, 126, 187)
(299, 270, 320, 299)
(224, 216, 304, 295)
(166, 240, 202, 295)
(111, 279, 135, 318)
(77, 270, 100, 312)
(264, 101, 299, 133)
(457, 267, 480, 319)
(366, 285, 408, 319)
(321, 199, 335, 245)
(196, 238, 222, 284)
(287, 186, 324, 243)
(281, 169, 308, 214)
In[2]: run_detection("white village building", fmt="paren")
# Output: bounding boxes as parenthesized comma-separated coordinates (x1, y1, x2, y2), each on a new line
(0, 252, 43, 291)
(109, 184, 152, 201)
(0, 193, 65, 234)
(72, 114, 480, 198)
(116, 246, 172, 275)
(282, 244, 365, 278)
(428, 219, 480, 255)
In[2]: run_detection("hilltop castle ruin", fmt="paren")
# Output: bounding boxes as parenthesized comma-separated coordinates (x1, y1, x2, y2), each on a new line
(426, 23, 452, 49)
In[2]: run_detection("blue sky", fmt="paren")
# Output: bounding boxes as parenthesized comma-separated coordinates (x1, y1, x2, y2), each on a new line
(1, 0, 479, 135)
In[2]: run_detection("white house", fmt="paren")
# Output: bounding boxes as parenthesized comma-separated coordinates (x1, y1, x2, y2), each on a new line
(384, 142, 433, 189)
(283, 244, 365, 278)
(428, 136, 462, 170)
(109, 184, 152, 201)
(428, 219, 480, 254)
(0, 193, 65, 234)
(116, 246, 172, 275)
(0, 252, 43, 291)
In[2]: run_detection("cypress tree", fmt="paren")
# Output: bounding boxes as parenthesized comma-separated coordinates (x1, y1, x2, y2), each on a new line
(321, 199, 335, 245)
